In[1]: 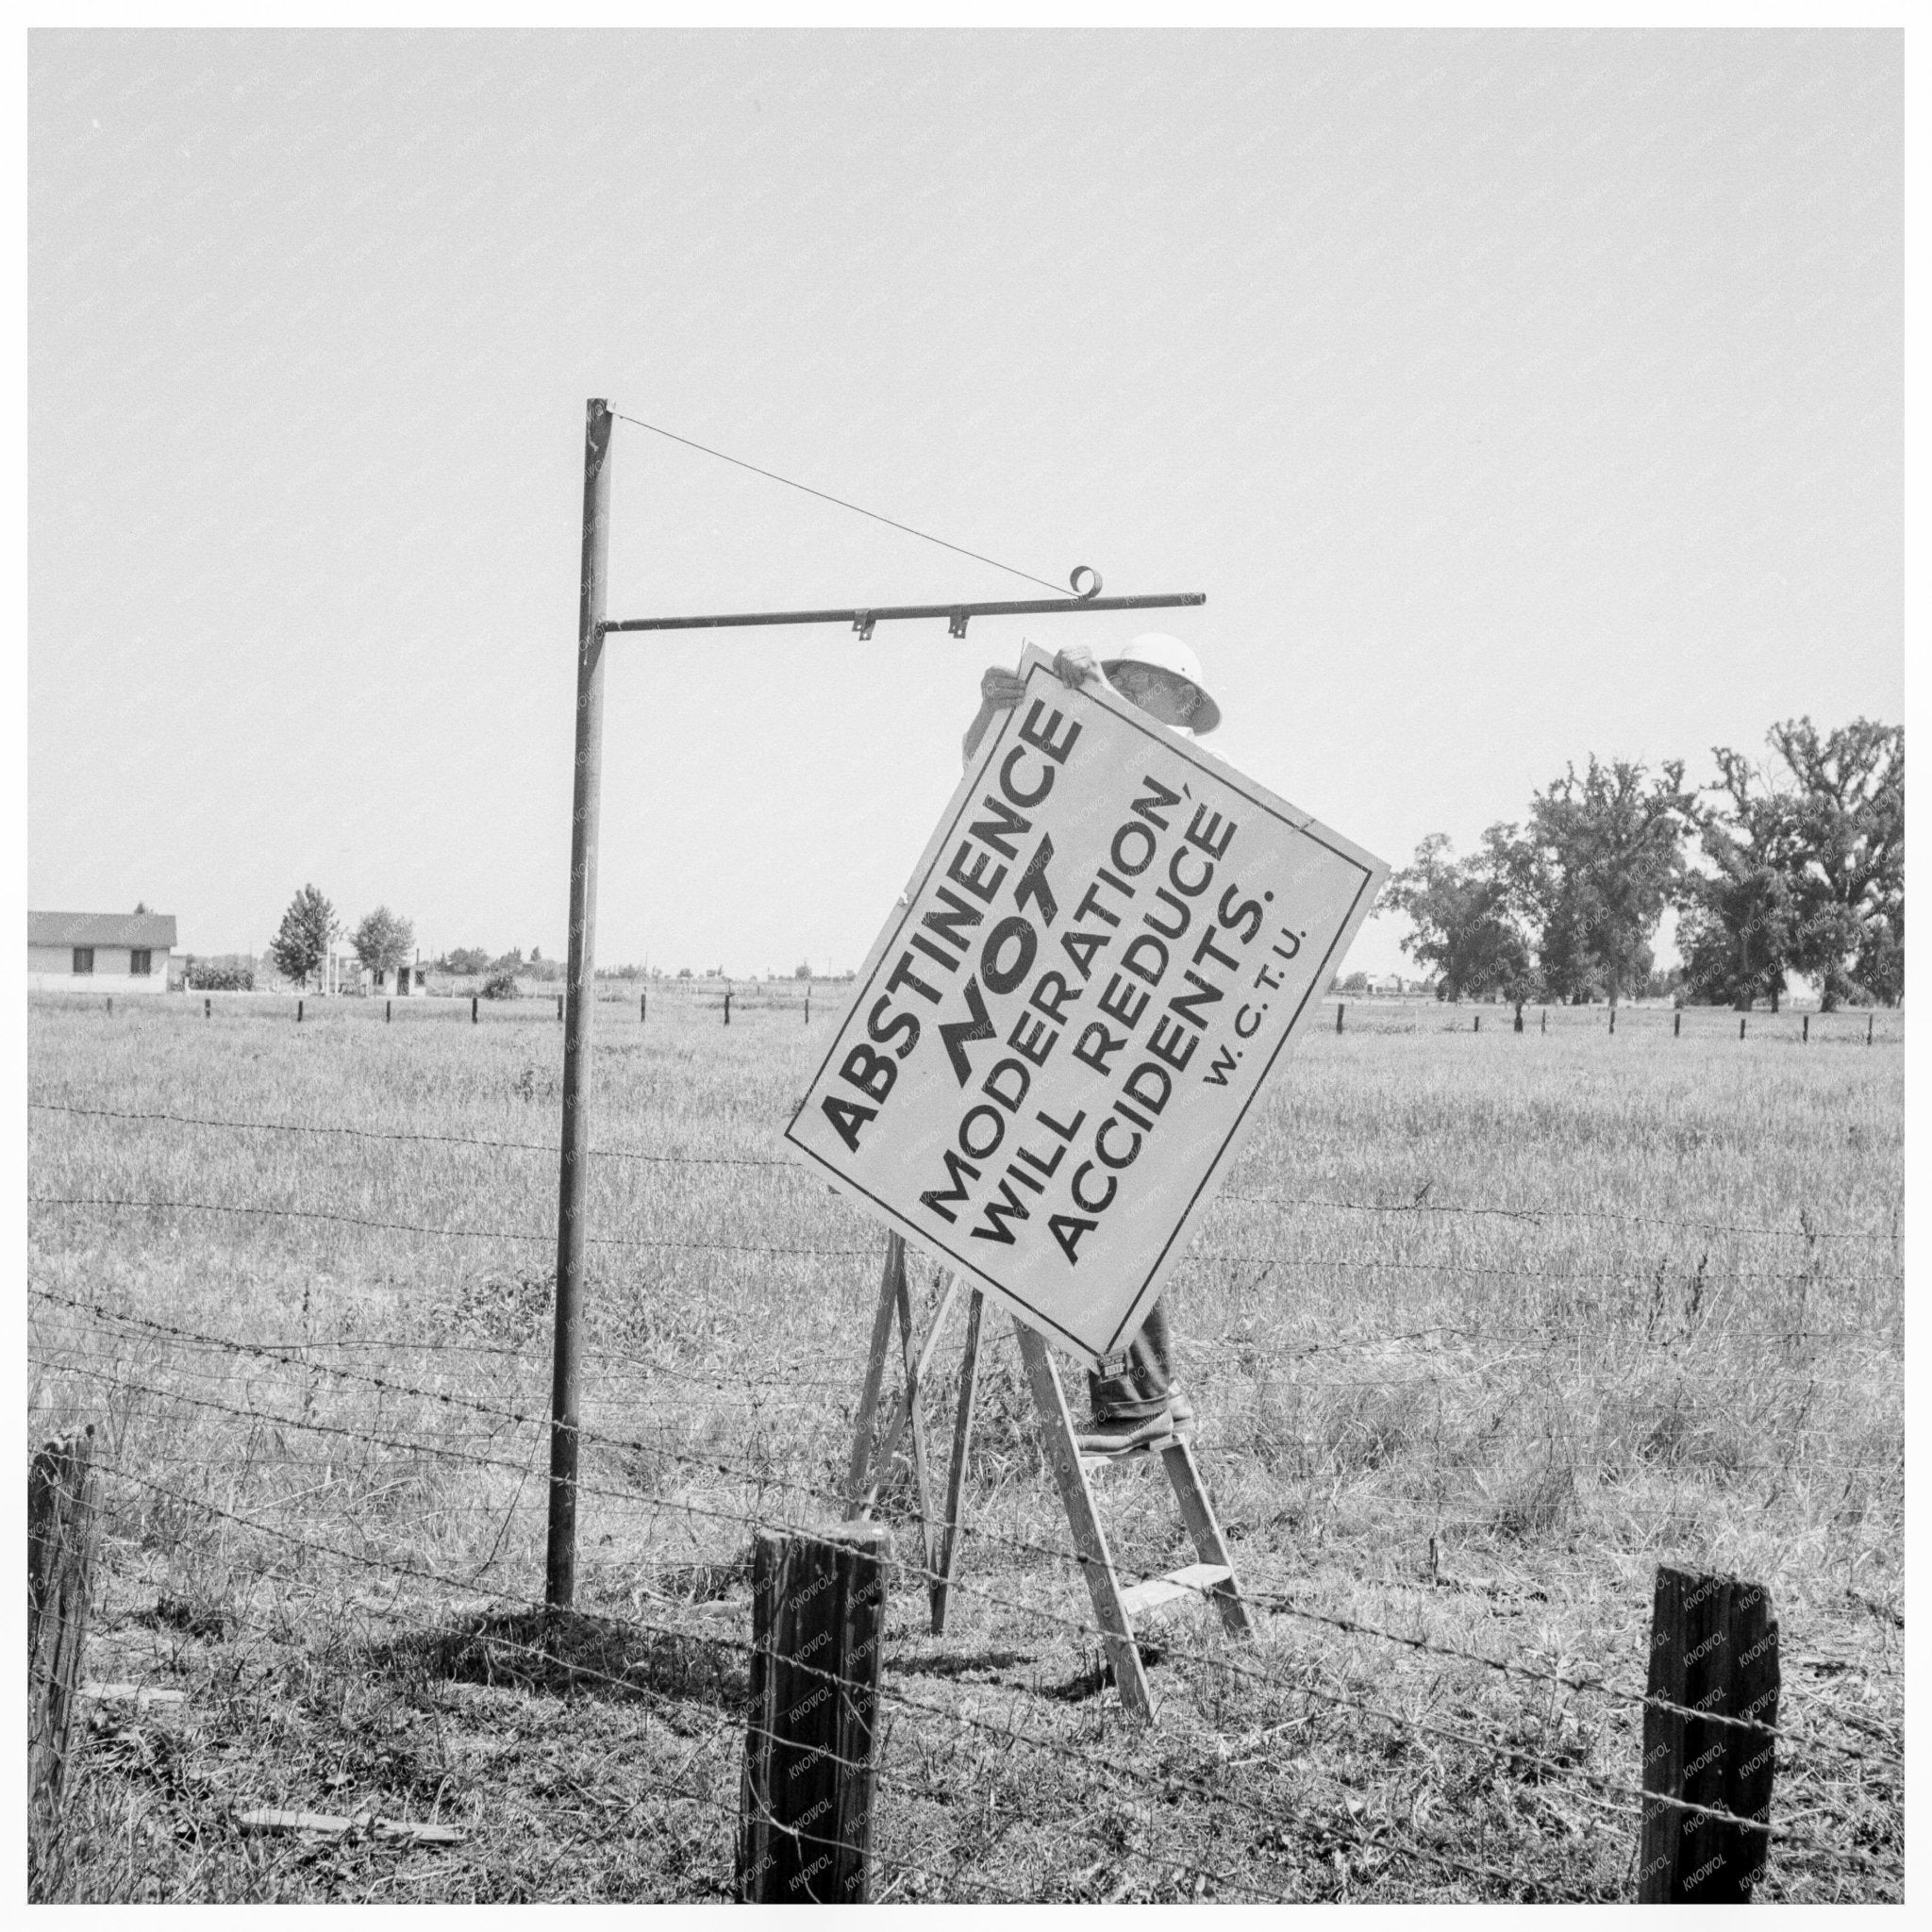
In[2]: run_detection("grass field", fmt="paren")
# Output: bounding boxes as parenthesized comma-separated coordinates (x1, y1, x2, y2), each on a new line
(27, 986, 1904, 1902)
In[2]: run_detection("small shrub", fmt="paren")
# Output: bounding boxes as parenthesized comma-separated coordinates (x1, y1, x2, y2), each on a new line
(480, 971, 519, 1000)
(186, 962, 254, 991)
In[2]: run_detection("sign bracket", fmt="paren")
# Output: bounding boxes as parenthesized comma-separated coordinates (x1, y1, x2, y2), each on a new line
(548, 395, 1206, 1610)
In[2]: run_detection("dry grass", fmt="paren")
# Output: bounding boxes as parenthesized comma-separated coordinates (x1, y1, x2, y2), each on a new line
(27, 989, 1904, 1901)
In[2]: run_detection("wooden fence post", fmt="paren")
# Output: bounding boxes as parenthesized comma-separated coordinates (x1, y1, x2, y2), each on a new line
(472, 994, 479, 1024)
(297, 998, 304, 1023)
(1541, 1008, 1547, 1034)
(1473, 1012, 1480, 1033)
(558, 993, 564, 1021)
(386, 999, 392, 1023)
(738, 1524, 889, 1903)
(1802, 1014, 1809, 1043)
(29, 1429, 98, 1843)
(1740, 1015, 1747, 1041)
(1609, 1005, 1616, 1035)
(641, 991, 647, 1024)
(205, 996, 211, 1019)
(1638, 1567, 1779, 1903)
(724, 989, 732, 1026)
(1674, 1009, 1681, 1038)
(1335, 1001, 1344, 1034)
(805, 989, 811, 1025)
(1514, 1001, 1524, 1033)
(1867, 1012, 1874, 1045)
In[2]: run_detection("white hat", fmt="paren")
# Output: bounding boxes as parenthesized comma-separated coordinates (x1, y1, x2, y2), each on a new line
(1101, 633, 1222, 736)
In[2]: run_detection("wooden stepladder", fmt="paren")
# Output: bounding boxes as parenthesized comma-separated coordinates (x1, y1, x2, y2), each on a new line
(844, 1235, 1256, 1720)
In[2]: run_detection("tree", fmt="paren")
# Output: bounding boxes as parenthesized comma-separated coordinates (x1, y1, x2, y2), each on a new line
(441, 946, 491, 975)
(1676, 746, 1801, 1010)
(350, 906, 415, 977)
(1680, 720, 1904, 1010)
(1507, 758, 1696, 1007)
(1383, 830, 1537, 1002)
(1768, 718, 1903, 1009)
(270, 884, 338, 990)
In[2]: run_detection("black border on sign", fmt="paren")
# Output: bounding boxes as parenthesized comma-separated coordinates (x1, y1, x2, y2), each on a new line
(781, 659, 1380, 1361)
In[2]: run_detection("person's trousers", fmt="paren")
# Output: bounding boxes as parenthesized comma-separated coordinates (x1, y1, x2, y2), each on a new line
(1085, 1296, 1176, 1421)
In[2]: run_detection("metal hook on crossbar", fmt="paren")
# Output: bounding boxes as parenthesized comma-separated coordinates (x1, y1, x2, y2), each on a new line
(948, 608, 969, 638)
(852, 609, 875, 641)
(1070, 565, 1103, 599)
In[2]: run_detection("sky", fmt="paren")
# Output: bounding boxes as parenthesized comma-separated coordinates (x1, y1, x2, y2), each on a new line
(27, 28, 1902, 980)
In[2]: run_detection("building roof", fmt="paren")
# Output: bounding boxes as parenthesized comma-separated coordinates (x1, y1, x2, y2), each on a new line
(28, 910, 177, 949)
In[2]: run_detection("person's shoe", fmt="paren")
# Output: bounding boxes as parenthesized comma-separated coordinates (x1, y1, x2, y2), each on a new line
(1075, 1404, 1177, 1457)
(1164, 1385, 1197, 1441)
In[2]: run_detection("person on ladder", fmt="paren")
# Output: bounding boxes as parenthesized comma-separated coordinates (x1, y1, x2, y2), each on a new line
(961, 632, 1224, 1457)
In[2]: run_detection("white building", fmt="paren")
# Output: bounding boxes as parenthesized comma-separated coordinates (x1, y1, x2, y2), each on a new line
(29, 910, 178, 993)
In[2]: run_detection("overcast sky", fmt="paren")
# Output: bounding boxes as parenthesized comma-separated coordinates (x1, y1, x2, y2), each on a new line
(28, 28, 1901, 978)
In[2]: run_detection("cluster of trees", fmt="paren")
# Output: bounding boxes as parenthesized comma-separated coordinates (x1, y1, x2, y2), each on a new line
(1384, 717, 1903, 1011)
(268, 887, 416, 991)
(438, 944, 558, 979)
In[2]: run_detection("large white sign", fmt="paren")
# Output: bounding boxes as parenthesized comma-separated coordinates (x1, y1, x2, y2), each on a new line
(784, 647, 1388, 1364)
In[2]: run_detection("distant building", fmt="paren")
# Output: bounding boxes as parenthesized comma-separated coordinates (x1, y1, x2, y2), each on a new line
(1364, 973, 1404, 995)
(29, 910, 178, 993)
(374, 955, 429, 996)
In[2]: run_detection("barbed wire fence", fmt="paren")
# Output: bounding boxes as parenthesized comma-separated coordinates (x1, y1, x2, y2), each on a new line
(26, 1086, 1904, 1902)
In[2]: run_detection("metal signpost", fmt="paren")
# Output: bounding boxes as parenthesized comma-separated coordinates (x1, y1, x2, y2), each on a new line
(782, 645, 1389, 1362)
(548, 398, 1204, 1608)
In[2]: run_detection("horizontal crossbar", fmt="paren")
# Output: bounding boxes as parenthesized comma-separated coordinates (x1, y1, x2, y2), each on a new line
(601, 591, 1205, 636)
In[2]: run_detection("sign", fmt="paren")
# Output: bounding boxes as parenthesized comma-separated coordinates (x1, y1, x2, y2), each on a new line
(783, 646, 1388, 1365)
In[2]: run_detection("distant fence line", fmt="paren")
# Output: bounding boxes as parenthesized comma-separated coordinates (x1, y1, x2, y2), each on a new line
(27, 983, 1907, 1046)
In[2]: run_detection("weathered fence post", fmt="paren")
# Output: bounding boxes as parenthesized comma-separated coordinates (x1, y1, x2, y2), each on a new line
(386, 999, 392, 1023)
(1740, 1015, 1747, 1041)
(472, 994, 479, 1024)
(205, 996, 211, 1019)
(1514, 1001, 1524, 1033)
(1867, 1012, 1874, 1046)
(297, 998, 304, 1023)
(805, 988, 811, 1025)
(1335, 1001, 1344, 1034)
(1609, 1005, 1616, 1036)
(106, 995, 112, 1018)
(739, 1524, 889, 1903)
(640, 991, 647, 1024)
(724, 989, 732, 1026)
(1473, 1012, 1480, 1033)
(1674, 1009, 1681, 1038)
(1638, 1567, 1779, 1904)
(1802, 1014, 1809, 1043)
(1541, 1008, 1547, 1034)
(558, 993, 564, 1021)
(29, 1428, 98, 1849)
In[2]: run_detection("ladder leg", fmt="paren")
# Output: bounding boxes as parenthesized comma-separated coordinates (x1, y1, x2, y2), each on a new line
(1158, 1439, 1257, 1638)
(931, 1290, 985, 1636)
(896, 1262, 941, 1585)
(846, 1270, 963, 1524)
(1012, 1321, 1154, 1722)
(843, 1235, 905, 1519)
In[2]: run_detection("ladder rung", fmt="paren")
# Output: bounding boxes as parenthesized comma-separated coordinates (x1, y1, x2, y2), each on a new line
(1116, 1562, 1233, 1620)
(1078, 1434, 1184, 1475)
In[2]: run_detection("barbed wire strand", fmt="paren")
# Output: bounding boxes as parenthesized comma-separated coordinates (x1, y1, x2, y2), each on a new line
(42, 1307, 1899, 1780)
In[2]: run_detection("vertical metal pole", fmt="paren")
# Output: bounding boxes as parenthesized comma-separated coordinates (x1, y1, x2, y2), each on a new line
(548, 398, 612, 1610)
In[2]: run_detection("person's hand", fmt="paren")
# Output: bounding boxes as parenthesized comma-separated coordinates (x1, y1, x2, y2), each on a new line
(1052, 643, 1107, 691)
(980, 665, 1027, 709)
